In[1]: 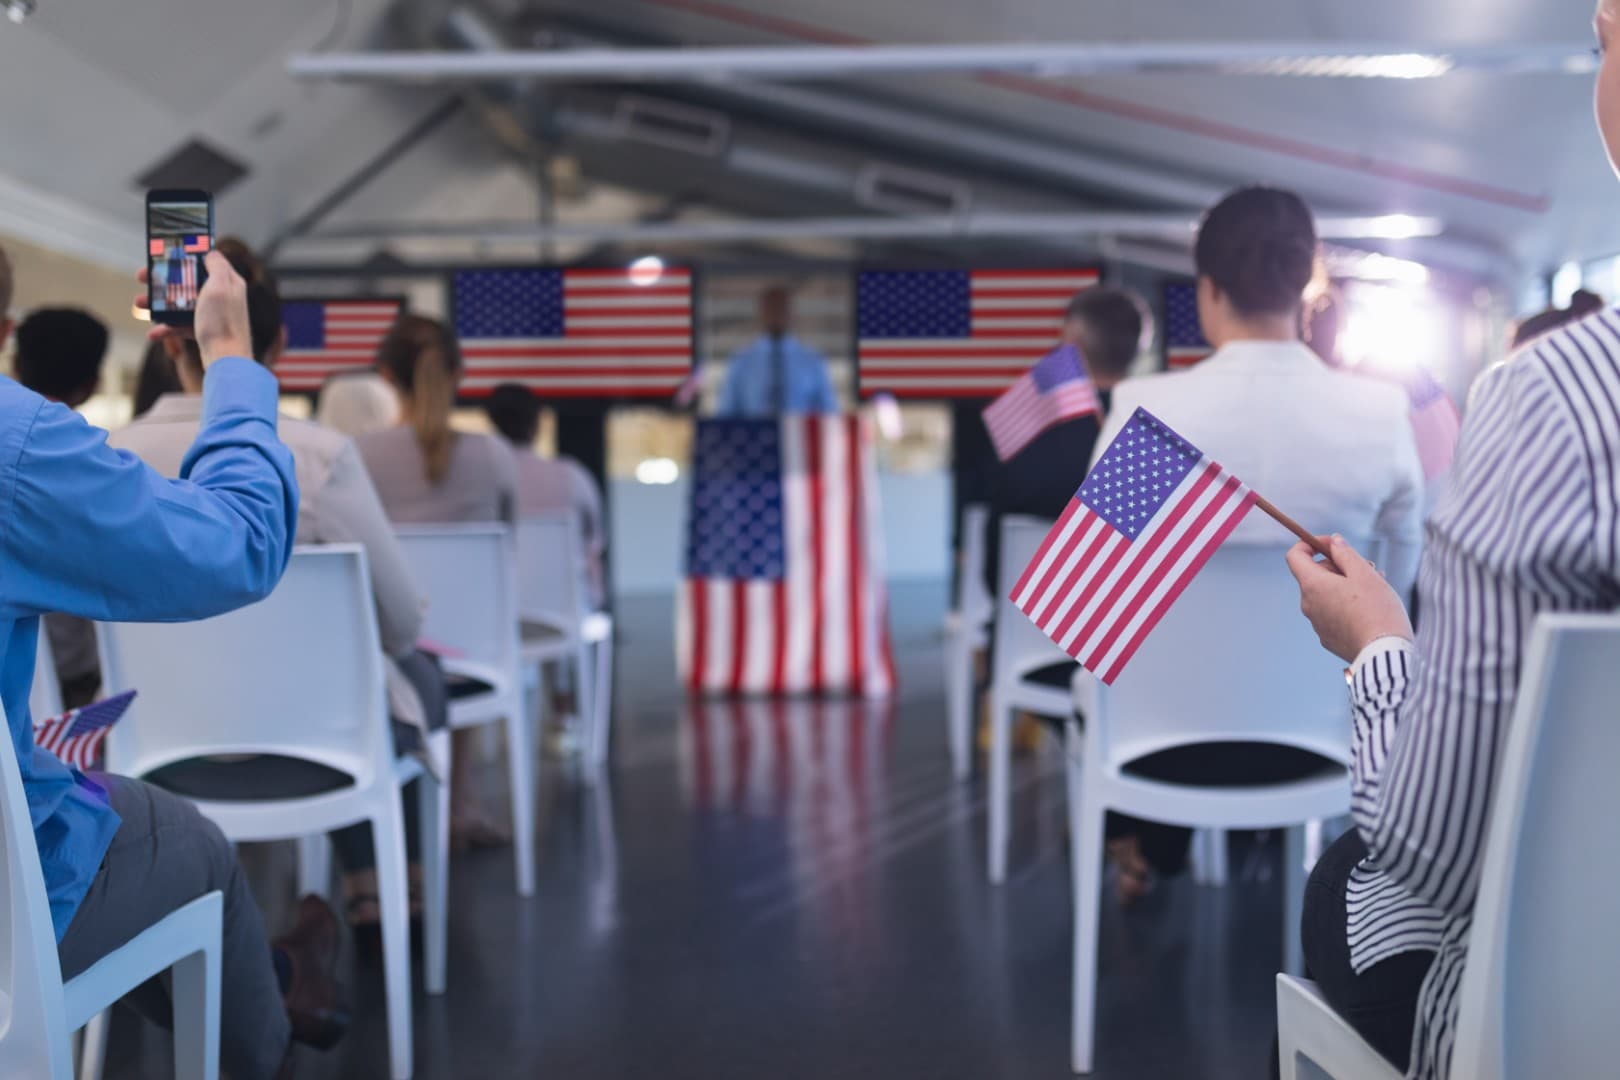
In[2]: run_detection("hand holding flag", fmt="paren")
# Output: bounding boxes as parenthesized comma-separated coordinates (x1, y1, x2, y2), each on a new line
(33, 691, 136, 772)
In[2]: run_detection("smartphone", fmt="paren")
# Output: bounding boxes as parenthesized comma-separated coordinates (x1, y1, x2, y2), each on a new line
(146, 189, 213, 326)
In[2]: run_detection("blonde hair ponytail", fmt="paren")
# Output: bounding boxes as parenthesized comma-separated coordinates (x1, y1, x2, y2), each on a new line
(375, 315, 464, 486)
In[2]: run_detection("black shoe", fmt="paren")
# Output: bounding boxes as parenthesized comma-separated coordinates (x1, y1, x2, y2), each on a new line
(274, 895, 351, 1051)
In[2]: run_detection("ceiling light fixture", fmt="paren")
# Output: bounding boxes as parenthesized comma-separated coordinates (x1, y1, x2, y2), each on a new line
(2, 0, 34, 24)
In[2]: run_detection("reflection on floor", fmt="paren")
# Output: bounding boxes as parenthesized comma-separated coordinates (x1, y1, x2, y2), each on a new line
(105, 582, 1282, 1079)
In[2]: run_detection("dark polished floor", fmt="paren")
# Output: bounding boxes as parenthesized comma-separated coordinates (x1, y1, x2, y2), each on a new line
(106, 583, 1283, 1079)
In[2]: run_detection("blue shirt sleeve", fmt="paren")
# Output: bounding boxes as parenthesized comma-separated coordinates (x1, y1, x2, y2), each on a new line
(0, 356, 299, 622)
(716, 340, 757, 418)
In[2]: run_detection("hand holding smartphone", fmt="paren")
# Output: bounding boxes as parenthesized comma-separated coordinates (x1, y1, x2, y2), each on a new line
(145, 188, 214, 327)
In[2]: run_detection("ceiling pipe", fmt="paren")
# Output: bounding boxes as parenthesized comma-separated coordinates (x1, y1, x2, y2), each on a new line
(287, 41, 1596, 84)
(296, 209, 1440, 246)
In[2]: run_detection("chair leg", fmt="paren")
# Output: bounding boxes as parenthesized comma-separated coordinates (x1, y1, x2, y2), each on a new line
(168, 938, 220, 1080)
(586, 633, 614, 778)
(1283, 824, 1307, 977)
(1068, 730, 1104, 1075)
(1207, 829, 1229, 888)
(505, 707, 539, 897)
(296, 834, 331, 901)
(372, 805, 415, 1080)
(574, 642, 595, 765)
(987, 692, 1012, 884)
(417, 769, 450, 995)
(945, 630, 972, 781)
(76, 1010, 110, 1080)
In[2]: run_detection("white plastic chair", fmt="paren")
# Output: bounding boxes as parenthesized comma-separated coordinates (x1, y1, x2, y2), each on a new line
(987, 515, 1077, 884)
(30, 624, 63, 724)
(1066, 544, 1353, 1074)
(98, 546, 445, 1080)
(396, 524, 536, 896)
(1279, 612, 1620, 1080)
(943, 503, 991, 781)
(0, 701, 222, 1080)
(515, 513, 615, 778)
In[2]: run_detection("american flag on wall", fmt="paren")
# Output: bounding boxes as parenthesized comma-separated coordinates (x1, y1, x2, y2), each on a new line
(1012, 408, 1256, 685)
(33, 691, 136, 772)
(452, 267, 694, 398)
(677, 416, 896, 698)
(1163, 282, 1213, 369)
(276, 299, 403, 393)
(856, 268, 1100, 398)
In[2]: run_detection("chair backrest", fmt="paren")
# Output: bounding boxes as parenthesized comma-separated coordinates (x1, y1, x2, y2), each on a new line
(992, 516, 1079, 685)
(394, 525, 520, 680)
(515, 513, 588, 629)
(955, 503, 992, 622)
(98, 546, 392, 787)
(0, 705, 74, 1078)
(1082, 543, 1359, 769)
(1450, 613, 1620, 1080)
(29, 627, 61, 724)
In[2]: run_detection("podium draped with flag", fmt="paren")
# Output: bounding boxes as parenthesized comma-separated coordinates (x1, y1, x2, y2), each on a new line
(678, 415, 896, 698)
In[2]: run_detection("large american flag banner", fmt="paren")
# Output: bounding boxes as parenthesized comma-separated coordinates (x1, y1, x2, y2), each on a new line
(1011, 408, 1256, 685)
(857, 268, 1100, 398)
(33, 691, 135, 772)
(277, 299, 403, 393)
(1164, 282, 1213, 369)
(678, 416, 896, 697)
(982, 344, 1101, 461)
(453, 267, 694, 398)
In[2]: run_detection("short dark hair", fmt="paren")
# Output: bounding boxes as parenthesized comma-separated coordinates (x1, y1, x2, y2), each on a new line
(1194, 186, 1317, 317)
(1066, 287, 1148, 381)
(1512, 290, 1606, 350)
(14, 307, 109, 400)
(217, 242, 282, 365)
(484, 382, 541, 446)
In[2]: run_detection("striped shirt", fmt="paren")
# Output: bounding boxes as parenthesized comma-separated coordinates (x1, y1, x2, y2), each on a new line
(1343, 308, 1620, 1078)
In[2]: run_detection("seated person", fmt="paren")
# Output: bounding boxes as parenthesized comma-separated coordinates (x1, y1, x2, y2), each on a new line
(1, 247, 341, 1078)
(483, 382, 607, 609)
(985, 286, 1151, 599)
(316, 368, 399, 438)
(1094, 186, 1425, 903)
(11, 307, 111, 709)
(109, 243, 444, 943)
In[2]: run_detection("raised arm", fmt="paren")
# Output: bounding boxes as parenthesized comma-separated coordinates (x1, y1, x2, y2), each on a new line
(0, 251, 298, 624)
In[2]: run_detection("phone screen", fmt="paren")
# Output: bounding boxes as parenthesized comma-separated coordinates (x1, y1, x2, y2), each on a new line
(146, 194, 213, 322)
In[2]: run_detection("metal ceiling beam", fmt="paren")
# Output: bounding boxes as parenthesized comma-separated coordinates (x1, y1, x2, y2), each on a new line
(296, 210, 1440, 246)
(287, 42, 1595, 84)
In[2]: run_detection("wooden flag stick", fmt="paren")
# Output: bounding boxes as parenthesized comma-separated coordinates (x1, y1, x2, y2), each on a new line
(1254, 494, 1334, 562)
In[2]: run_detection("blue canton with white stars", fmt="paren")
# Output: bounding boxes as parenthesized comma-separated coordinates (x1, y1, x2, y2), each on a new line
(1031, 344, 1087, 391)
(454, 268, 565, 338)
(857, 271, 972, 338)
(1077, 408, 1203, 541)
(1164, 283, 1210, 349)
(282, 301, 327, 348)
(685, 420, 787, 580)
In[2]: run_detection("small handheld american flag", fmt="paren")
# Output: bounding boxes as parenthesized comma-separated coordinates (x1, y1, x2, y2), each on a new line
(1011, 408, 1256, 685)
(981, 344, 1101, 462)
(33, 691, 136, 772)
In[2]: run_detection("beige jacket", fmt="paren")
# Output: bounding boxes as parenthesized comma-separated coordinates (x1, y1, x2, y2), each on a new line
(109, 394, 430, 731)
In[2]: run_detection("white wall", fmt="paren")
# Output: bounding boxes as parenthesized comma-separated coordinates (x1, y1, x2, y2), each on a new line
(610, 469, 949, 596)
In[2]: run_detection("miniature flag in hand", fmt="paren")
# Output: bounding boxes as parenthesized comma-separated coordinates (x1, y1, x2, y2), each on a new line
(1010, 408, 1256, 685)
(33, 691, 136, 772)
(982, 344, 1102, 462)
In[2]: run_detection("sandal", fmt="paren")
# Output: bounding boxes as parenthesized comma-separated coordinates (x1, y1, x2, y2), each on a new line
(1107, 838, 1156, 908)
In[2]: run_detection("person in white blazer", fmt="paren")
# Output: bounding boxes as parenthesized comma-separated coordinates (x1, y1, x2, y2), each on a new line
(1092, 187, 1426, 903)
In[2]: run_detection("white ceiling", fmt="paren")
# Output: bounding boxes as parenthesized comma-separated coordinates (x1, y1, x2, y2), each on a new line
(0, 0, 1610, 283)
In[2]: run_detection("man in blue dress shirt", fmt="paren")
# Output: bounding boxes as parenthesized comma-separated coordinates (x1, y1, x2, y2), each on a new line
(0, 248, 342, 1078)
(717, 285, 839, 416)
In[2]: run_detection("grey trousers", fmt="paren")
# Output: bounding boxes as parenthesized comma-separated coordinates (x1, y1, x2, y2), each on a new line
(56, 775, 290, 1080)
